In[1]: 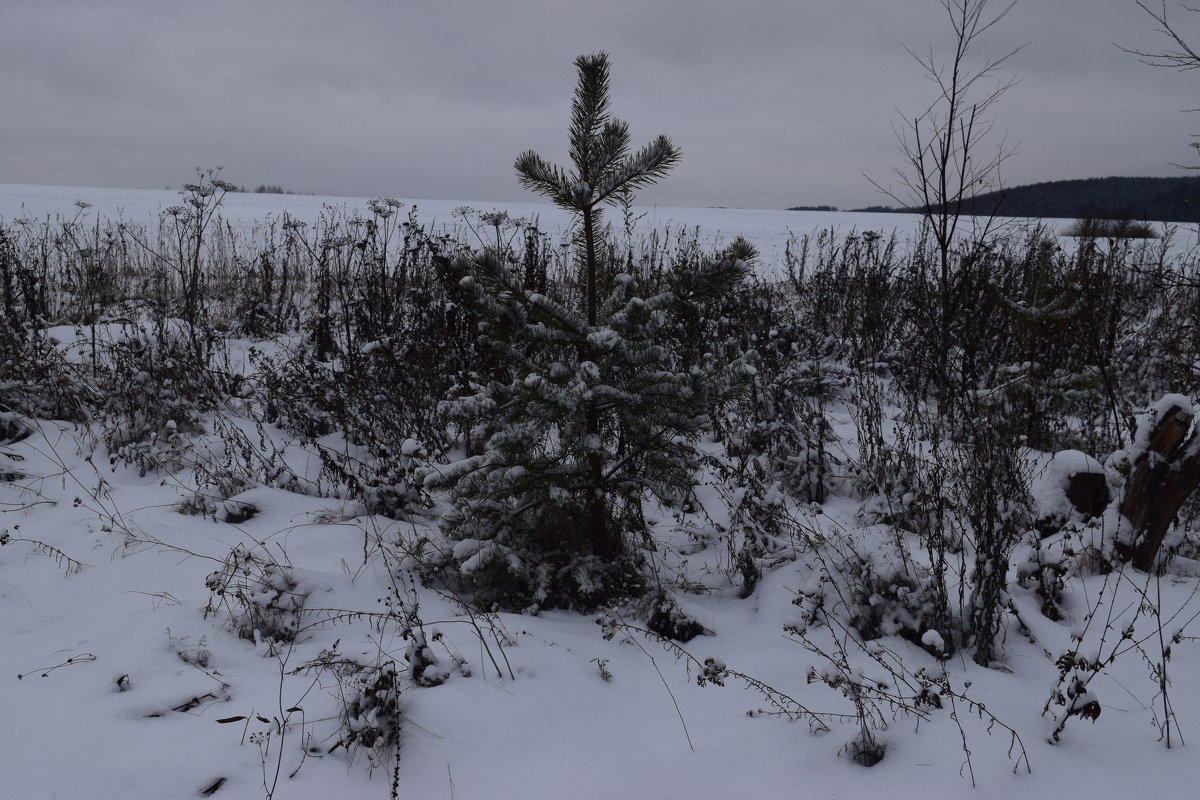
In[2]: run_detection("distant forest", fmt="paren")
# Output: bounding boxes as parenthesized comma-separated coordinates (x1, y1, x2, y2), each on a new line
(226, 184, 311, 195)
(840, 176, 1200, 222)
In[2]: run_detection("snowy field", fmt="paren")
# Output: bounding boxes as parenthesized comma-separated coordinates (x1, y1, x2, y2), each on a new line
(5, 182, 1186, 276)
(3, 182, 1200, 800)
(4, 395, 1199, 800)
(0, 182, 964, 276)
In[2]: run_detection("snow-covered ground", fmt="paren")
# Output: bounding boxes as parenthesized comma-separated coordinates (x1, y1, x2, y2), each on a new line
(9, 182, 1187, 280)
(4, 404, 1199, 800)
(0, 182, 949, 278)
(3, 183, 1200, 800)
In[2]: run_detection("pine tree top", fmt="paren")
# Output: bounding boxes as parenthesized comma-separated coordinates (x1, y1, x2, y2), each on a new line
(515, 52, 681, 214)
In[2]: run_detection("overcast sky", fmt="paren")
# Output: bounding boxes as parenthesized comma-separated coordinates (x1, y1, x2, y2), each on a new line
(3, 0, 1198, 210)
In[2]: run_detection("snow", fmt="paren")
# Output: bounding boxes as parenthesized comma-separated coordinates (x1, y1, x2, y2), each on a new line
(3, 416, 1198, 800)
(920, 628, 946, 654)
(1032, 449, 1109, 524)
(0, 183, 935, 280)
(4, 184, 1200, 800)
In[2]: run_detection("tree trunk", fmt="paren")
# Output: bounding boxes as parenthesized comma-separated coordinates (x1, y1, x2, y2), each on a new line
(583, 205, 598, 327)
(1117, 402, 1200, 572)
(579, 203, 614, 559)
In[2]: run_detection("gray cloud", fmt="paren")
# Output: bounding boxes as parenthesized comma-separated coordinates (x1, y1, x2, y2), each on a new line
(2, 0, 1197, 209)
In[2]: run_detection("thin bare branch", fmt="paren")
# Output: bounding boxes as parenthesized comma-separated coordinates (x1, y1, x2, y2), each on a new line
(1120, 1, 1200, 71)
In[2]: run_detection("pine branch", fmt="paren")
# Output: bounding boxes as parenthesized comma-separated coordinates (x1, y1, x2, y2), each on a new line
(514, 151, 573, 207)
(593, 136, 683, 205)
(670, 237, 757, 305)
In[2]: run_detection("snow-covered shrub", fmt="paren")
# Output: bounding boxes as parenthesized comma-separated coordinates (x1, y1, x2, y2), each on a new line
(828, 389, 960, 658)
(0, 225, 36, 326)
(422, 523, 644, 612)
(247, 212, 482, 515)
(1040, 549, 1199, 747)
(848, 380, 952, 544)
(732, 337, 844, 505)
(427, 240, 757, 609)
(228, 246, 299, 340)
(780, 227, 902, 362)
(402, 627, 450, 688)
(720, 271, 852, 507)
(233, 204, 484, 519)
(975, 361, 1108, 453)
(799, 627, 901, 769)
(645, 591, 706, 643)
(316, 589, 465, 771)
(1016, 458, 1117, 621)
(973, 237, 1105, 452)
(796, 532, 953, 655)
(254, 346, 437, 519)
(204, 546, 307, 648)
(1013, 530, 1072, 621)
(0, 227, 93, 420)
(797, 612, 1030, 776)
(178, 492, 259, 524)
(337, 660, 403, 764)
(253, 346, 339, 441)
(844, 731, 886, 767)
(0, 321, 91, 423)
(954, 408, 1034, 666)
(721, 465, 800, 597)
(848, 376, 1035, 664)
(1046, 656, 1104, 743)
(1168, 493, 1200, 562)
(97, 323, 225, 475)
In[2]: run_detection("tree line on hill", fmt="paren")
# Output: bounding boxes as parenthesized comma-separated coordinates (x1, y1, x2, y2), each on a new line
(839, 175, 1200, 222)
(223, 184, 311, 195)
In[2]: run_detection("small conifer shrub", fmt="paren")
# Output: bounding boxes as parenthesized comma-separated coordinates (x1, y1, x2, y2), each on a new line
(425, 53, 758, 609)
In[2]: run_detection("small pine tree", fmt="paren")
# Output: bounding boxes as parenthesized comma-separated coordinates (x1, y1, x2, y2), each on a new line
(425, 52, 758, 608)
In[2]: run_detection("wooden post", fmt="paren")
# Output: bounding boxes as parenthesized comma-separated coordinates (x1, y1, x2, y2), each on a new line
(1117, 402, 1200, 572)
